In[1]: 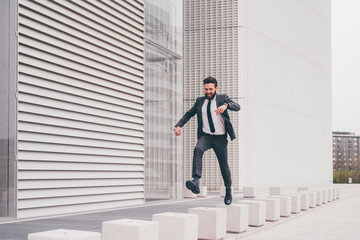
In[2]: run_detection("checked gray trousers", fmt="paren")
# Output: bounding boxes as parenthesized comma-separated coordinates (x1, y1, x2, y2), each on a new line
(192, 134, 232, 188)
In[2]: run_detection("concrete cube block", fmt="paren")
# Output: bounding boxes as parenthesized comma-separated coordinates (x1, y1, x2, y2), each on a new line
(299, 192, 309, 211)
(288, 193, 301, 214)
(315, 191, 323, 206)
(28, 229, 101, 240)
(216, 204, 249, 233)
(102, 219, 158, 240)
(255, 198, 280, 221)
(332, 188, 336, 201)
(336, 187, 340, 199)
(269, 187, 283, 195)
(308, 192, 316, 208)
(237, 200, 265, 227)
(198, 186, 207, 197)
(297, 187, 310, 192)
(183, 187, 197, 198)
(243, 187, 256, 198)
(322, 190, 328, 204)
(188, 207, 226, 240)
(220, 186, 234, 197)
(152, 212, 198, 240)
(327, 188, 333, 202)
(269, 195, 291, 217)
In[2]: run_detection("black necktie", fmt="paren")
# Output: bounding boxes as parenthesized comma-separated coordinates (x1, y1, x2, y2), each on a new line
(207, 100, 215, 133)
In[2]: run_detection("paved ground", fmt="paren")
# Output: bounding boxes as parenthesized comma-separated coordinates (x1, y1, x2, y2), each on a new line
(0, 184, 359, 240)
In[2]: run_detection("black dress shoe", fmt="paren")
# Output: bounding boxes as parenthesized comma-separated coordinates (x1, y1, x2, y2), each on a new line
(224, 187, 232, 205)
(186, 179, 200, 194)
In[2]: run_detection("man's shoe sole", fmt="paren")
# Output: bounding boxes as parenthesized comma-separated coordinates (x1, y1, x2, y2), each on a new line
(224, 198, 232, 205)
(224, 193, 232, 205)
(186, 181, 200, 194)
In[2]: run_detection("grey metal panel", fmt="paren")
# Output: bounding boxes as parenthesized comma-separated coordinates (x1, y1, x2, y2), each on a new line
(17, 0, 145, 218)
(0, 0, 17, 220)
(18, 198, 145, 219)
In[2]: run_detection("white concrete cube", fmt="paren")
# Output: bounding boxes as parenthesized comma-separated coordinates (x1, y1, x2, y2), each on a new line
(327, 188, 333, 202)
(188, 207, 226, 240)
(269, 195, 291, 217)
(255, 198, 280, 222)
(183, 187, 197, 198)
(152, 212, 198, 240)
(315, 191, 323, 206)
(332, 188, 336, 201)
(220, 186, 234, 197)
(28, 229, 101, 240)
(336, 187, 340, 199)
(308, 192, 316, 208)
(297, 187, 310, 192)
(243, 187, 256, 198)
(322, 190, 328, 204)
(299, 192, 310, 211)
(237, 200, 265, 227)
(216, 204, 249, 233)
(269, 187, 283, 195)
(288, 193, 301, 214)
(198, 186, 207, 197)
(102, 219, 158, 240)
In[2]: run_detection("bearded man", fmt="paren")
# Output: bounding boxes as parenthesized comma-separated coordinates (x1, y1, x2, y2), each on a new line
(174, 76, 240, 205)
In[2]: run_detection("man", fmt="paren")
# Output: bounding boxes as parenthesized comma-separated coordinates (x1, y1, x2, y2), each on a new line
(174, 76, 240, 205)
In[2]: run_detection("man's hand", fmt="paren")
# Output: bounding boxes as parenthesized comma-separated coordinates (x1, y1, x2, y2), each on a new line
(175, 126, 182, 136)
(215, 104, 228, 116)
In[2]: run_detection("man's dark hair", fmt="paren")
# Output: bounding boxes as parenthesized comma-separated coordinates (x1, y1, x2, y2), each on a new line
(203, 76, 217, 87)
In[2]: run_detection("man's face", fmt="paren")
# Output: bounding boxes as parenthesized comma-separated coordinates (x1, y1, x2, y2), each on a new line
(204, 83, 218, 99)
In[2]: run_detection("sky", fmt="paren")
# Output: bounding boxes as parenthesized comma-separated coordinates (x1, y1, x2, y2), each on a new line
(332, 0, 360, 134)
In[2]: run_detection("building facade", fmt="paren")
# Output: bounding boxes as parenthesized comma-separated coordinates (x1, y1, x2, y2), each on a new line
(1, 0, 147, 220)
(183, 0, 332, 189)
(0, 0, 332, 221)
(183, 0, 242, 190)
(1, 0, 184, 221)
(333, 132, 360, 171)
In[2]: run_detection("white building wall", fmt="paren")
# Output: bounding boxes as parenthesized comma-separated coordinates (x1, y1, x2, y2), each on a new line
(17, 0, 145, 218)
(183, 0, 332, 189)
(242, 0, 332, 186)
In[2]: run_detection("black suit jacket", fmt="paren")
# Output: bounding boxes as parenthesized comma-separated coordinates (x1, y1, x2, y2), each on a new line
(175, 94, 240, 140)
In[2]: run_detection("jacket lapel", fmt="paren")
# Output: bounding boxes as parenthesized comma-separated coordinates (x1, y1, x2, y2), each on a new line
(198, 97, 206, 112)
(216, 94, 221, 107)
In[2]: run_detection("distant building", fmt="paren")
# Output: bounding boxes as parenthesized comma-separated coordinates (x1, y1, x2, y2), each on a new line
(333, 132, 360, 171)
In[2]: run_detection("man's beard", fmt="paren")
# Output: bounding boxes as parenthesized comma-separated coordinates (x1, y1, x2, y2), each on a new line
(205, 91, 216, 100)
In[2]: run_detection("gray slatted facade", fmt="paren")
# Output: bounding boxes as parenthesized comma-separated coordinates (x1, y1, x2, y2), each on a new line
(17, 0, 145, 218)
(183, 0, 241, 190)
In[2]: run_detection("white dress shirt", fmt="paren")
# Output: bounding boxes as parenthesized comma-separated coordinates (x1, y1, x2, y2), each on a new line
(201, 95, 226, 135)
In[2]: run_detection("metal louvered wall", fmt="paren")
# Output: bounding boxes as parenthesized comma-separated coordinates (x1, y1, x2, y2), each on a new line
(183, 0, 242, 190)
(17, 0, 145, 218)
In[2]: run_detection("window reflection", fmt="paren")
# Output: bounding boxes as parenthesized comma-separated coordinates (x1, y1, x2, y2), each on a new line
(0, 138, 8, 217)
(144, 0, 183, 200)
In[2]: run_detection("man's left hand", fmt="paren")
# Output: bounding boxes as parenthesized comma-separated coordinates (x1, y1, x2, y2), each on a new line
(215, 104, 228, 116)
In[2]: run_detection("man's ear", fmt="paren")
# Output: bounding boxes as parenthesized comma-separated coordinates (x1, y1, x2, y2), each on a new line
(216, 86, 219, 91)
